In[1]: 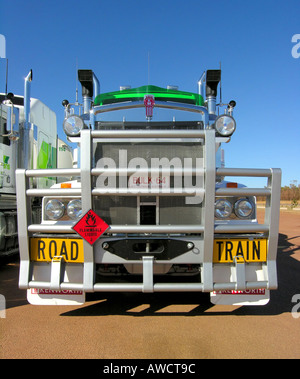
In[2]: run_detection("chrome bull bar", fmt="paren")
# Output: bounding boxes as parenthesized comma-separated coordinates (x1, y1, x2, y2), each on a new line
(16, 128, 281, 294)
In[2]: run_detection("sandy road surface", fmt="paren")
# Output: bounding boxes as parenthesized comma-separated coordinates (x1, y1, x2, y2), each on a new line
(0, 209, 300, 359)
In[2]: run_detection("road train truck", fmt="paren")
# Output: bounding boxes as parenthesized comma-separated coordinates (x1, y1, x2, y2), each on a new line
(16, 69, 281, 306)
(0, 70, 72, 258)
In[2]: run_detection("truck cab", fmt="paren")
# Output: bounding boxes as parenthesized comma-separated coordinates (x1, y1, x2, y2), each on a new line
(16, 69, 281, 306)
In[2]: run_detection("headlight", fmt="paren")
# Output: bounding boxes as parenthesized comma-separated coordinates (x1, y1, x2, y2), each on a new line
(63, 115, 84, 137)
(215, 199, 233, 219)
(234, 198, 254, 218)
(67, 199, 82, 220)
(45, 199, 65, 220)
(214, 114, 236, 136)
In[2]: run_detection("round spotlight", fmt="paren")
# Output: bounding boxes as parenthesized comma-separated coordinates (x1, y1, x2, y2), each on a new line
(63, 115, 84, 137)
(235, 198, 254, 218)
(67, 199, 82, 220)
(214, 114, 236, 136)
(215, 199, 233, 219)
(45, 199, 65, 220)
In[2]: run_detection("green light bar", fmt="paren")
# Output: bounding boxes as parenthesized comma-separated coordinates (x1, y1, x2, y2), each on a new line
(94, 85, 204, 107)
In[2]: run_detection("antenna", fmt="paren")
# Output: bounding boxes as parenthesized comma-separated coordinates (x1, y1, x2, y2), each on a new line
(5, 59, 8, 96)
(148, 51, 150, 85)
(219, 61, 222, 106)
(75, 58, 78, 104)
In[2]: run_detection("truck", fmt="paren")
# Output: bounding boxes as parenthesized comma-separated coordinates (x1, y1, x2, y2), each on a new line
(16, 69, 281, 306)
(0, 70, 73, 258)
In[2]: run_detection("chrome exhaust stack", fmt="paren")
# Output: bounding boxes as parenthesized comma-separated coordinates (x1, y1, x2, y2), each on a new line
(24, 69, 32, 129)
(20, 70, 33, 170)
(93, 72, 100, 99)
(197, 71, 206, 100)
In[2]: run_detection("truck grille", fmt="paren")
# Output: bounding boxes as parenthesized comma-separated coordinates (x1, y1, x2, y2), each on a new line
(93, 141, 204, 226)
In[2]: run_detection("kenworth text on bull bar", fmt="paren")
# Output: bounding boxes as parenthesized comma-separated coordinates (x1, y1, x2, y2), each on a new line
(16, 69, 281, 306)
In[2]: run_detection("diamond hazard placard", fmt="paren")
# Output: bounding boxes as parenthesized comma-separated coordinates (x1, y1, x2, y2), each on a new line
(72, 209, 110, 245)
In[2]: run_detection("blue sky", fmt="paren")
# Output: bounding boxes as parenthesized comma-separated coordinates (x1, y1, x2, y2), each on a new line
(0, 0, 299, 187)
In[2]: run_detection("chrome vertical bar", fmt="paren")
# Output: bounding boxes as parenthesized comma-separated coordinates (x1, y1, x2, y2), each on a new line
(264, 168, 282, 289)
(80, 130, 94, 292)
(80, 130, 93, 213)
(142, 256, 154, 293)
(233, 257, 246, 291)
(50, 257, 64, 291)
(202, 129, 215, 291)
(16, 169, 32, 289)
